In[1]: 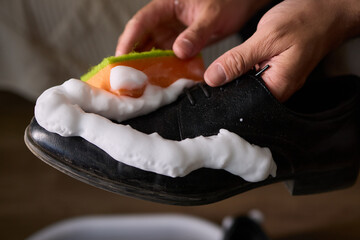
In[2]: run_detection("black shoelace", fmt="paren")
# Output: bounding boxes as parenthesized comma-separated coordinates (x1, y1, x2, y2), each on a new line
(184, 65, 269, 105)
(184, 82, 210, 105)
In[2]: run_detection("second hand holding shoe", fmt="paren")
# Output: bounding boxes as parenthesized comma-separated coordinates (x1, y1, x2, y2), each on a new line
(25, 51, 360, 205)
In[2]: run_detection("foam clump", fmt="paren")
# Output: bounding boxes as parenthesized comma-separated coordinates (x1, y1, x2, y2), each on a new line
(110, 66, 148, 91)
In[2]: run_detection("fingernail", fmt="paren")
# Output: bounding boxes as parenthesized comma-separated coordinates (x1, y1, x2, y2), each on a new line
(178, 38, 194, 58)
(206, 63, 227, 86)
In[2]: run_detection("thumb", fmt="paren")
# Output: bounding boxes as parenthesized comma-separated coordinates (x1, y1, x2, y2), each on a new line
(173, 14, 216, 59)
(204, 31, 275, 86)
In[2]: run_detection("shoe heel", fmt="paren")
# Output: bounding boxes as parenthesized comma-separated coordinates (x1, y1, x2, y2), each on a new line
(285, 166, 359, 195)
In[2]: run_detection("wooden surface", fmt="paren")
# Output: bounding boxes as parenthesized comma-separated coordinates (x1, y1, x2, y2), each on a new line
(1, 90, 360, 239)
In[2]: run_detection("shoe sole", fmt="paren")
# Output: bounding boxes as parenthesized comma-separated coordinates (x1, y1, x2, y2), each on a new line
(24, 125, 182, 204)
(24, 122, 286, 205)
(24, 122, 359, 206)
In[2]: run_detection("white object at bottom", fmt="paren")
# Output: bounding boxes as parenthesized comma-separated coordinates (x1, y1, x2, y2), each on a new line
(26, 214, 223, 240)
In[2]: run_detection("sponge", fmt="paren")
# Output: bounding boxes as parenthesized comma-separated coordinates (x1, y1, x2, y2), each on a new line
(81, 49, 205, 97)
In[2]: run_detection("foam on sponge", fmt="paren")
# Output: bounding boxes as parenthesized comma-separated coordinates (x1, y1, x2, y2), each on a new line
(80, 49, 205, 98)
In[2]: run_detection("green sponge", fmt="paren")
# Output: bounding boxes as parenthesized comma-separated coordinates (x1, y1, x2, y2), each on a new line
(81, 49, 176, 82)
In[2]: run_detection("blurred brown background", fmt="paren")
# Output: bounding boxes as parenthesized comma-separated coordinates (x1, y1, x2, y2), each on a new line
(1, 1, 360, 239)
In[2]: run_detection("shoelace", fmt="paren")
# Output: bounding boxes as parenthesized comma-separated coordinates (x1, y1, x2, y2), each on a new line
(184, 65, 270, 105)
(184, 83, 210, 105)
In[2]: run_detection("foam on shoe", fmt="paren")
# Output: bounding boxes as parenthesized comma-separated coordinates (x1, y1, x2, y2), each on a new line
(34, 57, 277, 182)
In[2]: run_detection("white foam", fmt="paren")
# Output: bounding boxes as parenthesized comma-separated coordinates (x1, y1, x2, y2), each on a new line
(35, 77, 276, 182)
(110, 66, 148, 91)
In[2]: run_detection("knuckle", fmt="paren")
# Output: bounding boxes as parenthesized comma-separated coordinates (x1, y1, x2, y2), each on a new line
(222, 50, 247, 78)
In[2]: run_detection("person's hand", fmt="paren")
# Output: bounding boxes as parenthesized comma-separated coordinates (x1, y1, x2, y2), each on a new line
(205, 0, 360, 101)
(116, 0, 272, 59)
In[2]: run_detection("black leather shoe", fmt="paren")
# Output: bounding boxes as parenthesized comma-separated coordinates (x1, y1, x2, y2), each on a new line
(24, 73, 360, 205)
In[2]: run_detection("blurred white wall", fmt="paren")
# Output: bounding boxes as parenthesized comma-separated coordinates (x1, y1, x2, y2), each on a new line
(0, 0, 357, 101)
